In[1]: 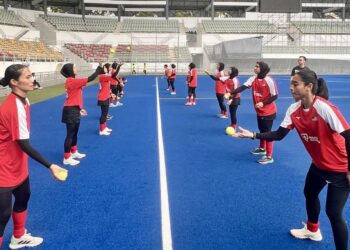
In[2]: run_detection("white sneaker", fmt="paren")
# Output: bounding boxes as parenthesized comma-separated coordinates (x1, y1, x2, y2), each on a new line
(116, 102, 123, 107)
(9, 230, 43, 249)
(109, 103, 117, 108)
(106, 127, 113, 132)
(170, 92, 176, 95)
(290, 223, 323, 241)
(71, 151, 86, 159)
(63, 156, 80, 166)
(99, 129, 111, 136)
(219, 114, 228, 119)
(257, 156, 274, 164)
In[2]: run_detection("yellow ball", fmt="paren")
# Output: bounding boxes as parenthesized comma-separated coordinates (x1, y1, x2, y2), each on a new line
(110, 48, 115, 53)
(58, 171, 68, 181)
(225, 126, 236, 136)
(224, 93, 230, 100)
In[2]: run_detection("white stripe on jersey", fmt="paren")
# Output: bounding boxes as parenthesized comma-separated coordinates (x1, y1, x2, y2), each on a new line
(243, 76, 255, 88)
(233, 78, 239, 89)
(314, 99, 347, 133)
(16, 98, 29, 140)
(265, 76, 277, 96)
(280, 101, 301, 129)
(218, 71, 227, 82)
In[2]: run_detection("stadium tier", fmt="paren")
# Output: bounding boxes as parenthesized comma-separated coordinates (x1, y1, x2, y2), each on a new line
(0, 39, 64, 61)
(65, 43, 112, 62)
(202, 20, 276, 34)
(0, 9, 26, 27)
(121, 19, 179, 33)
(293, 21, 350, 34)
(40, 15, 118, 32)
(173, 47, 192, 62)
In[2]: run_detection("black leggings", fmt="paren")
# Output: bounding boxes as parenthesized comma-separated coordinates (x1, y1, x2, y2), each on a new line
(229, 104, 238, 125)
(116, 85, 123, 96)
(169, 79, 176, 92)
(188, 87, 196, 99)
(64, 122, 80, 153)
(0, 178, 30, 236)
(100, 104, 109, 124)
(304, 164, 350, 250)
(167, 79, 170, 88)
(216, 93, 226, 112)
(257, 116, 274, 133)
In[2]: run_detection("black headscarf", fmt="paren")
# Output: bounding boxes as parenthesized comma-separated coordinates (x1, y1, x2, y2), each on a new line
(217, 62, 225, 72)
(60, 63, 75, 78)
(111, 62, 118, 70)
(256, 61, 270, 79)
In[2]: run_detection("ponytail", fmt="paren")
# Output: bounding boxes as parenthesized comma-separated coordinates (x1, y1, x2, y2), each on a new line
(229, 66, 239, 79)
(316, 78, 329, 100)
(295, 69, 329, 100)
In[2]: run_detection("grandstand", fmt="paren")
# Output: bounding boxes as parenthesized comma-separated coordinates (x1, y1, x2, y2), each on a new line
(0, 8, 26, 27)
(121, 19, 179, 33)
(40, 14, 118, 32)
(0, 0, 349, 79)
(0, 39, 64, 61)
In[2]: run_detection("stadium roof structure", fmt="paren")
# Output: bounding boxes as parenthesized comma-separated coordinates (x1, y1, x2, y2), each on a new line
(2, 0, 350, 19)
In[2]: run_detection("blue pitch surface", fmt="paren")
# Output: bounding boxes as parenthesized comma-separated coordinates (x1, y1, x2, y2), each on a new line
(3, 74, 350, 249)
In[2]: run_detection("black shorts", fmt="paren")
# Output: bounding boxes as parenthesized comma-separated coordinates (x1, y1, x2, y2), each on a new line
(97, 99, 109, 106)
(310, 163, 350, 190)
(62, 106, 80, 124)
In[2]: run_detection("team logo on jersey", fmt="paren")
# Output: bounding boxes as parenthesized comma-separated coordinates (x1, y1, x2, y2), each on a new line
(253, 91, 263, 97)
(300, 133, 320, 144)
(312, 116, 318, 121)
(295, 116, 301, 120)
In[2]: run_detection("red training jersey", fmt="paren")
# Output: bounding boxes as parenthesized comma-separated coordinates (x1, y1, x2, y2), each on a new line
(215, 71, 227, 94)
(169, 69, 177, 80)
(165, 68, 171, 78)
(280, 96, 350, 172)
(244, 75, 278, 116)
(98, 74, 111, 101)
(0, 93, 30, 187)
(188, 68, 198, 87)
(225, 77, 240, 99)
(64, 77, 88, 109)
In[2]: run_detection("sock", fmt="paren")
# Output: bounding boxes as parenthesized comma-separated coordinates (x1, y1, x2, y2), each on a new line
(266, 141, 273, 158)
(64, 152, 71, 159)
(232, 124, 237, 129)
(71, 145, 77, 154)
(13, 210, 27, 238)
(260, 140, 266, 150)
(307, 221, 320, 232)
(100, 123, 106, 131)
(0, 236, 3, 248)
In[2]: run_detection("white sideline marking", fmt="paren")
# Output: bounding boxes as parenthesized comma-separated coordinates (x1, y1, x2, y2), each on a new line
(156, 77, 173, 250)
